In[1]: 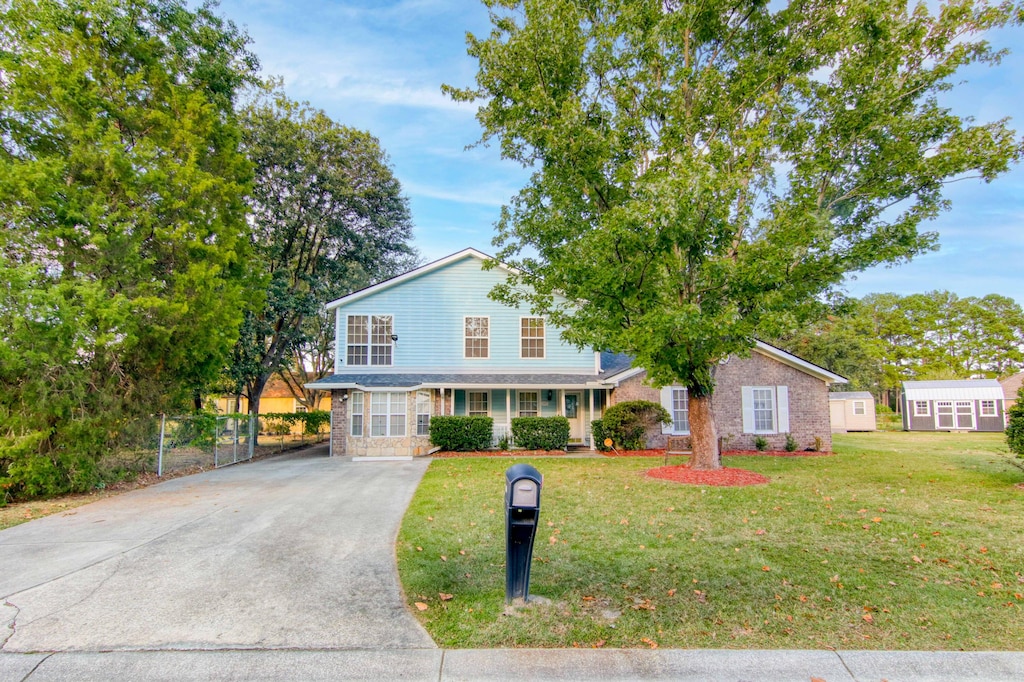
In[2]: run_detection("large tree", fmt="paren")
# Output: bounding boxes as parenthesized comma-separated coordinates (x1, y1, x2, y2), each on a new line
(229, 90, 417, 423)
(447, 0, 1023, 469)
(0, 0, 257, 499)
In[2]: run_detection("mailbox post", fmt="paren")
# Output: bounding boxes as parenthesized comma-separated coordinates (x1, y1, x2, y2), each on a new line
(504, 463, 542, 603)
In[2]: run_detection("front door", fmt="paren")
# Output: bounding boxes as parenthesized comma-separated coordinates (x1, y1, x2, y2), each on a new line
(564, 392, 583, 444)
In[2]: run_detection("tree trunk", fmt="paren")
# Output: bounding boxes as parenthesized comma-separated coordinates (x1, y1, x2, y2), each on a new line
(688, 393, 721, 470)
(248, 375, 270, 446)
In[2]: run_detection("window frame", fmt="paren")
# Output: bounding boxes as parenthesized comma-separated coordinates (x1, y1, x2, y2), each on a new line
(667, 387, 689, 434)
(520, 316, 546, 359)
(346, 315, 369, 366)
(751, 386, 777, 434)
(852, 400, 866, 416)
(980, 399, 997, 417)
(464, 316, 490, 359)
(346, 314, 394, 366)
(517, 390, 539, 418)
(350, 391, 364, 437)
(913, 400, 930, 417)
(416, 390, 431, 436)
(467, 391, 490, 417)
(370, 391, 406, 437)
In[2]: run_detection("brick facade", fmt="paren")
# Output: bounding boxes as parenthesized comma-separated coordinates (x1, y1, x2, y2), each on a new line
(330, 388, 433, 457)
(610, 350, 833, 452)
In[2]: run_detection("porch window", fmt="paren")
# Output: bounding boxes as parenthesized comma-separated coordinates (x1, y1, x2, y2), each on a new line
(370, 392, 406, 437)
(468, 391, 489, 416)
(980, 400, 997, 417)
(416, 390, 431, 436)
(518, 391, 539, 417)
(350, 391, 363, 437)
(521, 317, 545, 358)
(347, 315, 393, 366)
(464, 316, 489, 358)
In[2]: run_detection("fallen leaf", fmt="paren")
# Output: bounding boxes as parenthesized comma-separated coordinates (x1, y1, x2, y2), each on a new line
(416, 546, 423, 552)
(415, 602, 428, 611)
(440, 555, 447, 562)
(427, 516, 434, 521)
(549, 536, 558, 545)
(593, 639, 606, 648)
(459, 550, 466, 555)
(640, 637, 658, 649)
(872, 517, 882, 523)
(667, 589, 677, 597)
(912, 556, 923, 564)
(755, 529, 766, 535)
(762, 566, 771, 572)
(439, 593, 453, 601)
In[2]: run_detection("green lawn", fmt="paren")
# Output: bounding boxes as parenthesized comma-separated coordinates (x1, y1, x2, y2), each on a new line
(396, 431, 1024, 650)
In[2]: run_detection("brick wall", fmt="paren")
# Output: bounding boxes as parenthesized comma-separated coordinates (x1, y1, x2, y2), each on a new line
(609, 350, 833, 452)
(330, 389, 348, 456)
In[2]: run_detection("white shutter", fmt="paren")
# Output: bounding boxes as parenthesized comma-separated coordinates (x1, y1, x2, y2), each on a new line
(660, 387, 673, 434)
(777, 385, 790, 434)
(741, 386, 755, 433)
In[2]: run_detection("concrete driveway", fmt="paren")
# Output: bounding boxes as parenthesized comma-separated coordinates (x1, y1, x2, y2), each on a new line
(0, 448, 435, 653)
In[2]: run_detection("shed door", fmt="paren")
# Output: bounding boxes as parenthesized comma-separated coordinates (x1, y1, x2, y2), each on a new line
(955, 401, 975, 430)
(935, 401, 954, 429)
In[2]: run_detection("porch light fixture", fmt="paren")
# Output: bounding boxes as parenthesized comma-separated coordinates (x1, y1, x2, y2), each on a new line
(390, 334, 399, 343)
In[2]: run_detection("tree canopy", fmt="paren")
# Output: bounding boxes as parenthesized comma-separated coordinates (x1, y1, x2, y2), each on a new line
(447, 0, 1024, 468)
(227, 88, 418, 423)
(0, 0, 257, 500)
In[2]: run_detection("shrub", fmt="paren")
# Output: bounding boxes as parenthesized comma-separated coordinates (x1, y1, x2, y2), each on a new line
(754, 435, 769, 451)
(1007, 387, 1024, 457)
(262, 410, 330, 435)
(784, 433, 798, 452)
(511, 417, 570, 451)
(601, 400, 671, 451)
(591, 419, 611, 451)
(429, 416, 493, 451)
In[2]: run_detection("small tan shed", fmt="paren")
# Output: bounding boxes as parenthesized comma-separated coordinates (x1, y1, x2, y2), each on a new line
(829, 391, 877, 432)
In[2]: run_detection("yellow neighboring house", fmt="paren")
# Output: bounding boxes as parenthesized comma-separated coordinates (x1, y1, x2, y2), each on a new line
(215, 376, 331, 435)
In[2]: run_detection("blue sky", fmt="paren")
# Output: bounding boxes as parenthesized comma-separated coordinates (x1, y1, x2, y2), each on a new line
(217, 0, 1023, 302)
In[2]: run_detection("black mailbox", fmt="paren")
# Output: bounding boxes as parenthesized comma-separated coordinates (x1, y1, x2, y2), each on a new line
(505, 463, 542, 603)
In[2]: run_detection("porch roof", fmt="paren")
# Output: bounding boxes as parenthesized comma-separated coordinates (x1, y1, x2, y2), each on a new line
(305, 372, 610, 391)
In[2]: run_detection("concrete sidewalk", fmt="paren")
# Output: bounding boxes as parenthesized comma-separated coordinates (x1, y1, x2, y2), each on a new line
(3, 647, 1024, 681)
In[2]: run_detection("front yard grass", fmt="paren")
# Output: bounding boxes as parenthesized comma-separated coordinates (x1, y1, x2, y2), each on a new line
(397, 431, 1024, 650)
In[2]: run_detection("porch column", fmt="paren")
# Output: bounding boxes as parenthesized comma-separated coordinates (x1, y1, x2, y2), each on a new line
(588, 389, 595, 449)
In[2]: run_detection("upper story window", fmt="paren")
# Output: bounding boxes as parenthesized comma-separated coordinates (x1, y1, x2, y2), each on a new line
(347, 315, 393, 366)
(521, 317, 545, 358)
(465, 316, 489, 359)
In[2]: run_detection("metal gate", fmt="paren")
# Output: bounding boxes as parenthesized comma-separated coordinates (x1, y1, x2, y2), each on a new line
(215, 414, 256, 468)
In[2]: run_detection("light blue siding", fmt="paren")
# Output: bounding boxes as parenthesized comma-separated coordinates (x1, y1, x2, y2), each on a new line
(335, 255, 596, 372)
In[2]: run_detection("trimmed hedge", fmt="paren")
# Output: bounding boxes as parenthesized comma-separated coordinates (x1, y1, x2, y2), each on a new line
(262, 410, 331, 435)
(600, 400, 671, 450)
(591, 419, 611, 451)
(429, 416, 494, 451)
(511, 416, 570, 451)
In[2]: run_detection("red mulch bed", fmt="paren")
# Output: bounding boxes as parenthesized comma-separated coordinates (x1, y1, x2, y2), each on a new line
(724, 449, 833, 457)
(602, 449, 832, 458)
(646, 465, 771, 487)
(431, 450, 570, 458)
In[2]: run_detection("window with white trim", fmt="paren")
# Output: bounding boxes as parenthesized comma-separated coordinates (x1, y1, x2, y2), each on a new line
(468, 391, 489, 416)
(852, 400, 866, 416)
(518, 391, 539, 417)
(464, 316, 489, 358)
(671, 388, 689, 433)
(980, 400, 997, 417)
(416, 390, 431, 436)
(521, 317, 545, 358)
(370, 392, 406, 437)
(347, 315, 393, 366)
(913, 400, 930, 417)
(350, 391, 363, 437)
(753, 388, 776, 432)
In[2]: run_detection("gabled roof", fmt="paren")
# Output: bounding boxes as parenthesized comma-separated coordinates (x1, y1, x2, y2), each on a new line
(599, 341, 847, 386)
(325, 248, 511, 310)
(1000, 372, 1024, 399)
(903, 379, 1004, 401)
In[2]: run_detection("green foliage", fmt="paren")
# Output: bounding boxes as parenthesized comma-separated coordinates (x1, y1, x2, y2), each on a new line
(1006, 388, 1024, 457)
(228, 85, 418, 422)
(429, 416, 494, 452)
(754, 436, 769, 452)
(600, 401, 671, 451)
(0, 0, 256, 503)
(590, 419, 610, 452)
(784, 433, 799, 453)
(261, 411, 331, 435)
(510, 417, 570, 451)
(448, 0, 1024, 464)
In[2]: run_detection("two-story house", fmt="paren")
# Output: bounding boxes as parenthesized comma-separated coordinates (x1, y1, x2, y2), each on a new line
(307, 249, 846, 458)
